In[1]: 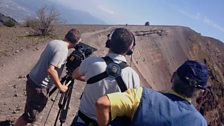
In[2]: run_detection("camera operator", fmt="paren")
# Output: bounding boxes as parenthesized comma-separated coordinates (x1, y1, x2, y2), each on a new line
(70, 28, 140, 126)
(15, 28, 81, 126)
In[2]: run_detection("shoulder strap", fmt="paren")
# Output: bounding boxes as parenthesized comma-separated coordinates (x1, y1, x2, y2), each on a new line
(102, 56, 113, 64)
(102, 56, 128, 69)
(115, 76, 127, 92)
(86, 56, 128, 92)
(86, 56, 111, 84)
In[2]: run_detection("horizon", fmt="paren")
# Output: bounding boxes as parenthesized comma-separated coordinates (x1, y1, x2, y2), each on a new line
(0, 0, 223, 42)
(49, 0, 224, 42)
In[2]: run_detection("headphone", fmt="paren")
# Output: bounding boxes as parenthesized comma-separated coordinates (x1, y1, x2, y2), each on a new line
(105, 29, 136, 55)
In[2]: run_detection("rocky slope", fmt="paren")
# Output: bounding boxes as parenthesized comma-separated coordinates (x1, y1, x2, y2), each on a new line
(0, 24, 223, 125)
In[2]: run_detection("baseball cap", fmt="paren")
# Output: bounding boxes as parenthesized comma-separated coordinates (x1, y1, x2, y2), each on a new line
(176, 60, 209, 89)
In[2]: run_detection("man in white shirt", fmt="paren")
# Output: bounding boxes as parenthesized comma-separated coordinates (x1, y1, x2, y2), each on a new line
(71, 28, 140, 126)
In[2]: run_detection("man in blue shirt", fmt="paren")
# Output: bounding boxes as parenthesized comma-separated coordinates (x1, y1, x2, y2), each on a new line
(96, 60, 208, 126)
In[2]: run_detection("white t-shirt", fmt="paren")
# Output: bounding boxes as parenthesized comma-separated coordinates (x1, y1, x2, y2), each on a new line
(78, 53, 140, 121)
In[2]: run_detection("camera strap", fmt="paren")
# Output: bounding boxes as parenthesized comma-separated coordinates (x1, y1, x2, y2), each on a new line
(86, 56, 128, 92)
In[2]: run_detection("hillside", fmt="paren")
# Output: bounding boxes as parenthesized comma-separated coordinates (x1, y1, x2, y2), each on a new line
(0, 0, 105, 24)
(0, 24, 223, 126)
(0, 13, 17, 26)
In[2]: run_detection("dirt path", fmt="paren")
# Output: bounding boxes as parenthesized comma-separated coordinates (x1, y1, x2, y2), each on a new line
(1, 25, 224, 126)
(0, 26, 114, 125)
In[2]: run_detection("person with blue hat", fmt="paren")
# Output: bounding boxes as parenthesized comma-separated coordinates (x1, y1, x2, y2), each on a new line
(96, 60, 209, 126)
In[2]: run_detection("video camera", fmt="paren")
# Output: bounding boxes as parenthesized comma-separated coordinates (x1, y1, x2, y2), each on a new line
(49, 42, 97, 96)
(66, 42, 97, 75)
(47, 42, 97, 126)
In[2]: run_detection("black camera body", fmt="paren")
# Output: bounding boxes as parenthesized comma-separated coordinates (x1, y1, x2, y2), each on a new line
(66, 42, 97, 75)
(48, 43, 96, 125)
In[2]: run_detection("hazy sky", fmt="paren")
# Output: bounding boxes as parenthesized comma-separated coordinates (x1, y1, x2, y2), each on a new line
(50, 0, 224, 42)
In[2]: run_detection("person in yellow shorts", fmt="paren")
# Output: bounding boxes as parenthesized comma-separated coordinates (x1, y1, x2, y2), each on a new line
(96, 60, 208, 126)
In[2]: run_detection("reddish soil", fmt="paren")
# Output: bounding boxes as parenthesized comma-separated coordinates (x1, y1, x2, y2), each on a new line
(0, 24, 223, 126)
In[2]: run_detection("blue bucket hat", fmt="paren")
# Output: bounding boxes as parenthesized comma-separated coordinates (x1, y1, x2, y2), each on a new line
(176, 60, 209, 89)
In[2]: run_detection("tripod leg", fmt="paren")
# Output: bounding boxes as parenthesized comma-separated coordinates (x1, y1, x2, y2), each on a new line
(52, 76, 69, 126)
(54, 108, 61, 126)
(60, 80, 74, 124)
(54, 88, 68, 126)
(49, 76, 75, 126)
(49, 76, 67, 97)
(44, 90, 60, 126)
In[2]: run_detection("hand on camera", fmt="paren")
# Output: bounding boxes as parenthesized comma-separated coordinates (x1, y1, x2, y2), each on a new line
(59, 85, 68, 93)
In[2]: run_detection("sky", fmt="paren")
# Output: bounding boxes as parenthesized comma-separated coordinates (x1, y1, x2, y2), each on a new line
(50, 0, 224, 42)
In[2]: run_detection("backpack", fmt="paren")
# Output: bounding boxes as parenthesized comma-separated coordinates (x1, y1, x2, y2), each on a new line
(87, 56, 128, 92)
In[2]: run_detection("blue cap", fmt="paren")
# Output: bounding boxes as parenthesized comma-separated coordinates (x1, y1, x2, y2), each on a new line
(176, 60, 209, 89)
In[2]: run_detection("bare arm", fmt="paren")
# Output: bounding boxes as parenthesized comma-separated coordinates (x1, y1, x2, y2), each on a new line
(96, 96, 111, 126)
(72, 67, 85, 81)
(96, 88, 143, 126)
(48, 64, 68, 92)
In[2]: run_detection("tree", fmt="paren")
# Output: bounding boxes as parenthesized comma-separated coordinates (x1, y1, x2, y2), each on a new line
(28, 6, 60, 36)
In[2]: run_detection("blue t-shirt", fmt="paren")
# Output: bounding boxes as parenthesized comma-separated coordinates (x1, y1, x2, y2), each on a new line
(131, 88, 207, 126)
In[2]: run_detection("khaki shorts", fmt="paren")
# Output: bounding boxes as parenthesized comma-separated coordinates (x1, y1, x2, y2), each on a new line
(22, 78, 49, 123)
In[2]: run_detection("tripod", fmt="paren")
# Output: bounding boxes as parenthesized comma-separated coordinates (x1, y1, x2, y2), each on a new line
(47, 74, 74, 126)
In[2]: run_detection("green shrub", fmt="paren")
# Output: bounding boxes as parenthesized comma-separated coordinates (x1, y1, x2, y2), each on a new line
(3, 19, 16, 27)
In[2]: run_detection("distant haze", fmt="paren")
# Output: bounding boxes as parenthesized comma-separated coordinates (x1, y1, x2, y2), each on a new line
(0, 0, 106, 24)
(0, 0, 223, 42)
